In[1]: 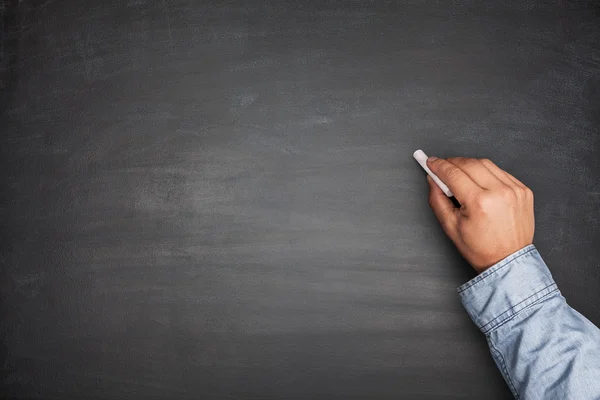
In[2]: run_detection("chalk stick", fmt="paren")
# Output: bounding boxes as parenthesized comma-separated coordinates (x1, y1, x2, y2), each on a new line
(413, 149, 453, 197)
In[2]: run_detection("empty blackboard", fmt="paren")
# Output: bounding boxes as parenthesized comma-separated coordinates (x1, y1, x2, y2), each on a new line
(1, 1, 600, 399)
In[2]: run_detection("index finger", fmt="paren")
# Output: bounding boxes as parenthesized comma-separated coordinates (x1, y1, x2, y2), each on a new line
(426, 157, 482, 202)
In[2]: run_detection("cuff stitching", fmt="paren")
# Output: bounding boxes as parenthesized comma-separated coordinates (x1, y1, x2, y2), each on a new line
(458, 245, 536, 294)
(481, 284, 558, 334)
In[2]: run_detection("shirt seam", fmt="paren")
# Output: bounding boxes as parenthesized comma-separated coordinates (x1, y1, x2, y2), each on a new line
(489, 339, 519, 399)
(481, 285, 559, 334)
(458, 246, 536, 294)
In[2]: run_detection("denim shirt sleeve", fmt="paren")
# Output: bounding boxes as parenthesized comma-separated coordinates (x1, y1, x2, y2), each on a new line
(458, 245, 600, 400)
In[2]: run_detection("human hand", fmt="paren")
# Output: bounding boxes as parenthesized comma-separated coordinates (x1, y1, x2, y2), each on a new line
(426, 157, 535, 273)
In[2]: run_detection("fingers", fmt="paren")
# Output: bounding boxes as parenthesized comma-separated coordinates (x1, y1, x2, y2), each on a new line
(479, 159, 534, 206)
(479, 158, 526, 188)
(447, 157, 506, 190)
(426, 157, 482, 202)
(427, 176, 460, 240)
(503, 170, 527, 189)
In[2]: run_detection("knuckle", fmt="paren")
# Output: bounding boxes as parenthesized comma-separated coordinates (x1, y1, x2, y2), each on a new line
(448, 157, 468, 167)
(444, 166, 461, 181)
(500, 186, 516, 197)
(522, 187, 534, 203)
(473, 189, 515, 212)
(480, 158, 494, 167)
(459, 158, 482, 172)
(468, 159, 483, 169)
(498, 187, 517, 203)
(473, 193, 489, 210)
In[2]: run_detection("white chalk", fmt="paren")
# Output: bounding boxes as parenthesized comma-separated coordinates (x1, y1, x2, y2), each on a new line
(413, 149, 453, 197)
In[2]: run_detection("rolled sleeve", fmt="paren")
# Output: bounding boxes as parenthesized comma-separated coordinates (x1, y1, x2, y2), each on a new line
(458, 245, 559, 335)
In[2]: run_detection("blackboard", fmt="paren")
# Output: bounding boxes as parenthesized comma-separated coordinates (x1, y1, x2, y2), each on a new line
(2, 1, 600, 399)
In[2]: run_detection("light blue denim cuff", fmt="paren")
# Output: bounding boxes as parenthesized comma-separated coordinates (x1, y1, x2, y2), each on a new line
(457, 245, 559, 334)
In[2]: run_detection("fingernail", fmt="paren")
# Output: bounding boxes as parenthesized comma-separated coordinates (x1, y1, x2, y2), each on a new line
(428, 156, 438, 162)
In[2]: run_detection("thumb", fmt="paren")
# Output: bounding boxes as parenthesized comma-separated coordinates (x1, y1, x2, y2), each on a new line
(427, 176, 459, 240)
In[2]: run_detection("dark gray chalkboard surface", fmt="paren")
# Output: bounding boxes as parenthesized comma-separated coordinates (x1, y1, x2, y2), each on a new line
(1, 1, 600, 399)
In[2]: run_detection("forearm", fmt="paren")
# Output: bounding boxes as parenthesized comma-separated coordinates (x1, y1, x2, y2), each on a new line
(459, 245, 600, 400)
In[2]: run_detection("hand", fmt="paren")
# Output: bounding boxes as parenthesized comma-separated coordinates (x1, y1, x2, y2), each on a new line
(426, 157, 535, 273)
